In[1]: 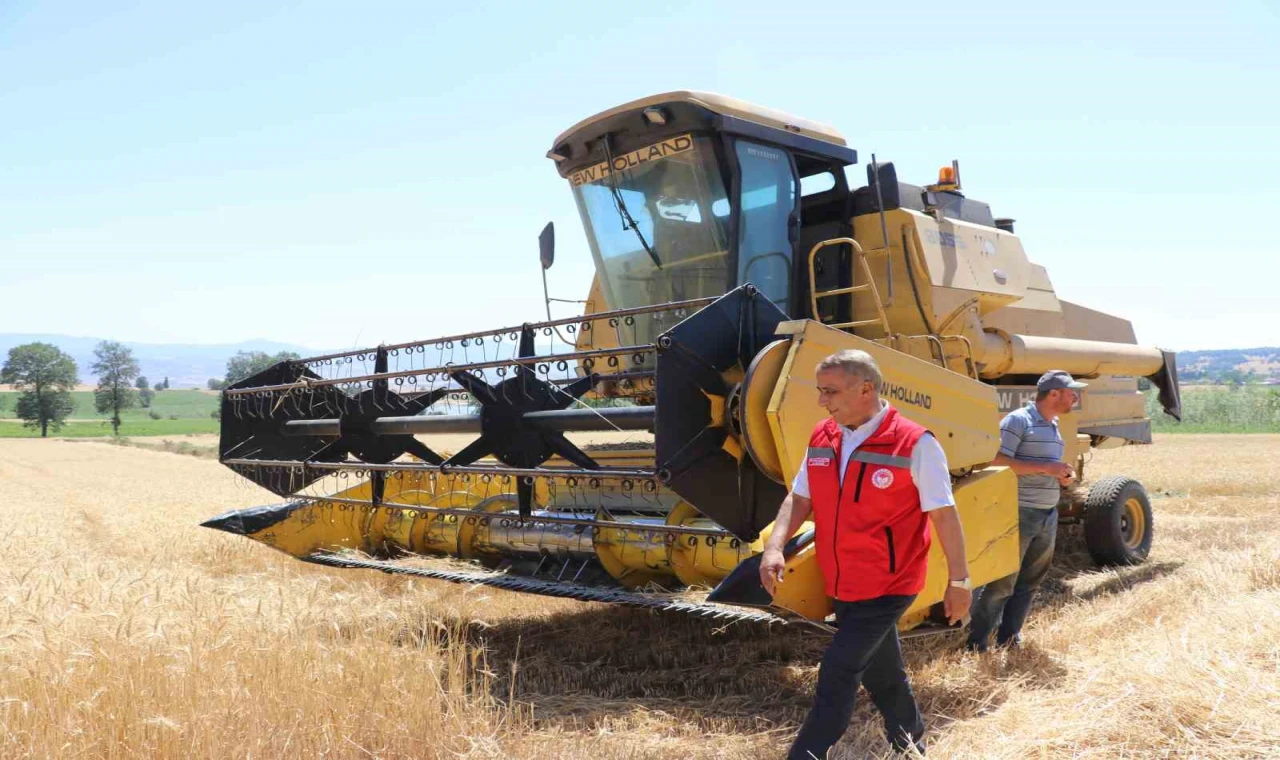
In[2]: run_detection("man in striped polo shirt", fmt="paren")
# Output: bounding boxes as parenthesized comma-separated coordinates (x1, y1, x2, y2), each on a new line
(966, 370, 1085, 652)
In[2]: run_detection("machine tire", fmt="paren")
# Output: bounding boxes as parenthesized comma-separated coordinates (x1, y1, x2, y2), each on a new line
(1083, 476, 1153, 566)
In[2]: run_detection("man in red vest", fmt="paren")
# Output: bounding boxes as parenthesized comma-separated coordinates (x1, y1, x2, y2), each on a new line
(760, 349, 973, 758)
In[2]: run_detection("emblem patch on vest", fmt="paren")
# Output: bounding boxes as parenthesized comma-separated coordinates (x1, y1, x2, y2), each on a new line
(871, 468, 895, 489)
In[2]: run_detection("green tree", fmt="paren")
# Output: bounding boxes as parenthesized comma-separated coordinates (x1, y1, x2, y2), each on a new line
(0, 343, 78, 436)
(139, 387, 155, 408)
(207, 377, 227, 391)
(136, 375, 150, 391)
(92, 341, 140, 436)
(224, 350, 301, 386)
(153, 380, 164, 392)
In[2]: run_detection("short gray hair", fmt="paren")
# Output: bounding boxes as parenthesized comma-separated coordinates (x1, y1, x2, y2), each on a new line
(817, 349, 882, 388)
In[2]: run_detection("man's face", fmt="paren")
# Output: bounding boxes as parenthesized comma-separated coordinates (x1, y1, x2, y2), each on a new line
(1047, 388, 1079, 416)
(816, 368, 878, 427)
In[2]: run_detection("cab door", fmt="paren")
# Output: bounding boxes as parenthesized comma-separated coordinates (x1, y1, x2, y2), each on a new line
(794, 157, 854, 326)
(730, 140, 799, 314)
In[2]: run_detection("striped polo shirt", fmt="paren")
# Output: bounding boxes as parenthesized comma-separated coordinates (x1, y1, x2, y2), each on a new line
(999, 402, 1065, 509)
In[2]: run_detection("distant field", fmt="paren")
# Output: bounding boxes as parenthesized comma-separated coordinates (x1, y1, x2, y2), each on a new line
(1148, 385, 1280, 433)
(3, 384, 1276, 438)
(0, 419, 219, 437)
(0, 389, 219, 437)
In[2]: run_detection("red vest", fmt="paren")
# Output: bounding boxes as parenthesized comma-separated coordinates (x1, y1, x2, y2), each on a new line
(806, 406, 931, 602)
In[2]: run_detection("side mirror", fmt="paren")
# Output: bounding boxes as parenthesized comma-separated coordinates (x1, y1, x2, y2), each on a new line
(539, 222, 555, 270)
(867, 161, 901, 212)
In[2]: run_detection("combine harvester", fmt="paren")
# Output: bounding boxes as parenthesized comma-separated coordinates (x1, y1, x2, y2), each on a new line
(205, 92, 1182, 632)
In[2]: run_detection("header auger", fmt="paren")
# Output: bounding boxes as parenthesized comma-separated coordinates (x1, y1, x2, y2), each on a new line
(205, 286, 808, 624)
(205, 91, 1180, 633)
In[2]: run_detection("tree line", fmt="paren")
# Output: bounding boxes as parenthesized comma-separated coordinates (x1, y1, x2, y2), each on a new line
(205, 350, 300, 391)
(0, 341, 163, 436)
(1, 342, 300, 436)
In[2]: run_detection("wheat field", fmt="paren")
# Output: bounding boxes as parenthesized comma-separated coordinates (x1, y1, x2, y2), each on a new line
(1, 436, 1277, 759)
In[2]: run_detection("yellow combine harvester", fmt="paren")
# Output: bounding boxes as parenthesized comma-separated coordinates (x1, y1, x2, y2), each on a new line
(205, 92, 1181, 632)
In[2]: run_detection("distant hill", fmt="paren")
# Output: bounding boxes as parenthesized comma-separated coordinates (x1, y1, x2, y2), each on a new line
(0, 334, 322, 389)
(1176, 347, 1280, 384)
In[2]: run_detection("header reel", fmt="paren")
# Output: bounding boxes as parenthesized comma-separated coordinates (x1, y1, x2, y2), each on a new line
(210, 286, 792, 598)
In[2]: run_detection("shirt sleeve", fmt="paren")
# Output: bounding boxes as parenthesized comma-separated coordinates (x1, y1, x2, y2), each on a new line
(791, 459, 810, 498)
(911, 433, 954, 512)
(998, 412, 1027, 458)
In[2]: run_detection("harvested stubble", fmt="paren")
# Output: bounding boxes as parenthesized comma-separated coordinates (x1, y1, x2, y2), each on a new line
(0, 435, 1277, 759)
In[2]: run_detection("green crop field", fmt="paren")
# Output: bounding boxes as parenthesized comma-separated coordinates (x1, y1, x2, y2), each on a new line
(0, 390, 219, 437)
(1148, 384, 1280, 433)
(2, 385, 1276, 438)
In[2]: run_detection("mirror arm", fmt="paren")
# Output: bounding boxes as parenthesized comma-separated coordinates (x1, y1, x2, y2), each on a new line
(542, 267, 554, 321)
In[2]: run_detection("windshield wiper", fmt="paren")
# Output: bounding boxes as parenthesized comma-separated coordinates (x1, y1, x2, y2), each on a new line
(602, 135, 662, 270)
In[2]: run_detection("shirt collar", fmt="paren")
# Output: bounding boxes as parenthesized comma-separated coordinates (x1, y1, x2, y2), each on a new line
(1025, 401, 1057, 425)
(840, 399, 889, 439)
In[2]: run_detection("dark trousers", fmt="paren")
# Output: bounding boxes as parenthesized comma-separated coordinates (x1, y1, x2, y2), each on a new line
(788, 594, 924, 760)
(967, 506, 1058, 649)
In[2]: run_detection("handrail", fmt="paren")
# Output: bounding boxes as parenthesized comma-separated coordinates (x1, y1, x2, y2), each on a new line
(806, 237, 892, 336)
(898, 332, 980, 380)
(923, 334, 946, 367)
(951, 333, 979, 379)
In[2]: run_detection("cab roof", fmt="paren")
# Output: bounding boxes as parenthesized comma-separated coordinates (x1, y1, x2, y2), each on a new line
(552, 90, 848, 150)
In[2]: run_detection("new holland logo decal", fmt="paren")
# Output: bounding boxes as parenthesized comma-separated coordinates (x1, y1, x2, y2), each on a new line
(568, 134, 695, 187)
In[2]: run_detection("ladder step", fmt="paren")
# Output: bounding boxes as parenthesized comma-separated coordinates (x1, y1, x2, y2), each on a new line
(814, 284, 871, 299)
(826, 318, 888, 330)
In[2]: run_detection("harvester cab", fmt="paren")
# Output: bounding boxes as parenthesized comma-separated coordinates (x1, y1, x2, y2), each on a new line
(204, 91, 1182, 633)
(547, 92, 858, 342)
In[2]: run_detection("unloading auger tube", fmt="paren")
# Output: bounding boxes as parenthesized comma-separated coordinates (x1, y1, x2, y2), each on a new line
(204, 286, 813, 624)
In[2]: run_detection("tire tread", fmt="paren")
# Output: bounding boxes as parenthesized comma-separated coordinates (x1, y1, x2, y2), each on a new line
(1083, 475, 1152, 566)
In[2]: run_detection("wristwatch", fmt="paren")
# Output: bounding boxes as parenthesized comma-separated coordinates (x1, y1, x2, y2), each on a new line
(948, 577, 973, 591)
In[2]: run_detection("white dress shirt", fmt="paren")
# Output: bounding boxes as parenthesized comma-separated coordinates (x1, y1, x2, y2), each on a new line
(790, 401, 955, 512)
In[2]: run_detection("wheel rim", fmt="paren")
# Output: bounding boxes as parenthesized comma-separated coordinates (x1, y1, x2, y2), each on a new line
(1120, 496, 1146, 549)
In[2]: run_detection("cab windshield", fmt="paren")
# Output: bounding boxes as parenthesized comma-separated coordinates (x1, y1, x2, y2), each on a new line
(571, 134, 731, 313)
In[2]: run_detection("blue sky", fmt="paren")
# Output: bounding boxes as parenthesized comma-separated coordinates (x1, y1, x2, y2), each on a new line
(2, 1, 1276, 351)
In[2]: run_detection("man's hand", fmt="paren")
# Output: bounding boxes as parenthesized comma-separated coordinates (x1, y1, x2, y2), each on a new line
(1043, 461, 1075, 480)
(759, 548, 786, 595)
(943, 585, 972, 625)
(928, 506, 971, 625)
(756, 493, 810, 597)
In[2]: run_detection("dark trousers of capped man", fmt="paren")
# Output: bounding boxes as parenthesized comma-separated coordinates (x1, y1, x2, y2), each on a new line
(788, 595, 925, 759)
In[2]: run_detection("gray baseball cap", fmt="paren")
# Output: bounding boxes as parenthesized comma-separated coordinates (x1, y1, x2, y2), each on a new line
(1038, 370, 1087, 392)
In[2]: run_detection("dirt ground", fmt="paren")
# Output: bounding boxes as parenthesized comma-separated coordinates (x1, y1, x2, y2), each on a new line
(0, 435, 1276, 758)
